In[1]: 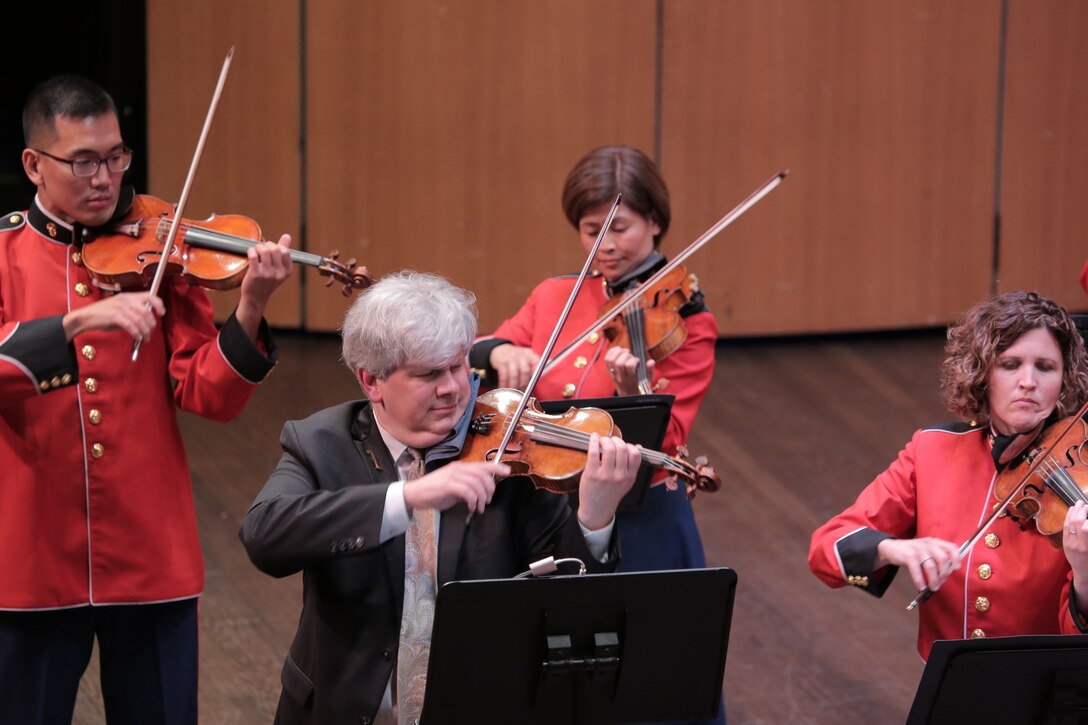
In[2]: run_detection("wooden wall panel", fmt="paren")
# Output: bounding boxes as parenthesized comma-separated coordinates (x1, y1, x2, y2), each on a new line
(144, 2, 1083, 335)
(998, 0, 1088, 310)
(147, 1, 301, 326)
(661, 0, 1001, 335)
(305, 0, 657, 332)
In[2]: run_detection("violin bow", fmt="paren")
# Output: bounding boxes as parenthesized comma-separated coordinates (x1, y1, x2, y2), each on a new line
(489, 193, 623, 466)
(540, 170, 788, 376)
(132, 47, 235, 361)
(906, 398, 1088, 610)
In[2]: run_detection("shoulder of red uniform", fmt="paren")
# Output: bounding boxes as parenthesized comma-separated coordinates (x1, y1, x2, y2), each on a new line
(0, 211, 26, 232)
(547, 271, 603, 281)
(529, 271, 605, 294)
(920, 421, 983, 434)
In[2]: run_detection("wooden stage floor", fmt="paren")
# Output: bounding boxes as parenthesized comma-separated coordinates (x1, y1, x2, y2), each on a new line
(74, 329, 952, 723)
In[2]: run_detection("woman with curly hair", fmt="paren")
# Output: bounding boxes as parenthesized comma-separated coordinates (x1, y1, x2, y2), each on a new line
(808, 290, 1088, 660)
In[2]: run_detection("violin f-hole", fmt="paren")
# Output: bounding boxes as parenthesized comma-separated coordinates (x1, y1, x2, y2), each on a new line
(1065, 443, 1087, 468)
(1024, 481, 1046, 497)
(135, 245, 178, 264)
(485, 442, 522, 463)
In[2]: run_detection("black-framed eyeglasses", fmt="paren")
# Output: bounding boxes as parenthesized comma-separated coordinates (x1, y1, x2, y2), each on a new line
(33, 147, 133, 178)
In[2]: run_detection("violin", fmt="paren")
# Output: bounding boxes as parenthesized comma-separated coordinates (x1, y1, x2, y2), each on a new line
(600, 264, 698, 394)
(996, 414, 1088, 547)
(460, 388, 721, 498)
(81, 194, 371, 296)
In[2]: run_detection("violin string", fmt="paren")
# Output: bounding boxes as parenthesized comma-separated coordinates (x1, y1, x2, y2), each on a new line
(152, 217, 247, 247)
(625, 306, 642, 355)
(1037, 457, 1069, 504)
(503, 415, 628, 458)
(1043, 457, 1069, 501)
(625, 305, 650, 384)
(154, 218, 321, 266)
(526, 419, 684, 472)
(490, 411, 687, 475)
(1040, 456, 1088, 505)
(626, 306, 639, 367)
(1041, 457, 1085, 505)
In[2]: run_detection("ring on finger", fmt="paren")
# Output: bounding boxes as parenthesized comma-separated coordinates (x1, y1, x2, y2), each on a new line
(920, 557, 934, 565)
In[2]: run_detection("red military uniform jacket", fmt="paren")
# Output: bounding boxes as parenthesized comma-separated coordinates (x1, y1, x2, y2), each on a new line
(470, 257, 717, 457)
(808, 422, 1088, 660)
(0, 194, 276, 610)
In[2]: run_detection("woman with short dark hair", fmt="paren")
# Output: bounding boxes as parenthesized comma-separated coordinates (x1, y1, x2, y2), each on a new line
(471, 146, 725, 724)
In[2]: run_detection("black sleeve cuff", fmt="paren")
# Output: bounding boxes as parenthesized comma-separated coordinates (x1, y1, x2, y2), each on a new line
(565, 517, 619, 574)
(1069, 582, 1088, 633)
(469, 337, 511, 384)
(220, 311, 277, 384)
(0, 315, 79, 392)
(836, 527, 898, 597)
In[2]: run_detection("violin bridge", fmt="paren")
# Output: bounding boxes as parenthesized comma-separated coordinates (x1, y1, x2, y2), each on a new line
(110, 222, 143, 238)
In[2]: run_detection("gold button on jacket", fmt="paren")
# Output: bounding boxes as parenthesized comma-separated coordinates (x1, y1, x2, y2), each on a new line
(81, 345, 96, 361)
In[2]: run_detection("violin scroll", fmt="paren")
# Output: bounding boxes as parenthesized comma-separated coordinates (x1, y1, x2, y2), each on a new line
(318, 250, 372, 296)
(664, 445, 722, 499)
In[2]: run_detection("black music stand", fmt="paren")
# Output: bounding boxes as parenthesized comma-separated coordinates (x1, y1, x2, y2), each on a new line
(538, 393, 674, 511)
(906, 634, 1088, 724)
(420, 567, 735, 724)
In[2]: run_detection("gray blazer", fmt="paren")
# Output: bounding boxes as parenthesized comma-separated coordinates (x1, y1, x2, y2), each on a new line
(240, 399, 615, 725)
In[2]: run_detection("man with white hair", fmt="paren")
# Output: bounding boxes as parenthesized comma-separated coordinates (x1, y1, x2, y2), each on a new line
(241, 271, 640, 724)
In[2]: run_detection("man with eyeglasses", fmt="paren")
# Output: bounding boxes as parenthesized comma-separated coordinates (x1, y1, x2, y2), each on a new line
(0, 74, 294, 723)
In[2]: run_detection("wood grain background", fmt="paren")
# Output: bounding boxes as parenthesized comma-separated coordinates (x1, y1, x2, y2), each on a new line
(146, 0, 1088, 336)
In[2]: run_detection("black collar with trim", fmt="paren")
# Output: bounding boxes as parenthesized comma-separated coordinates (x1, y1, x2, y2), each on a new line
(27, 186, 136, 246)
